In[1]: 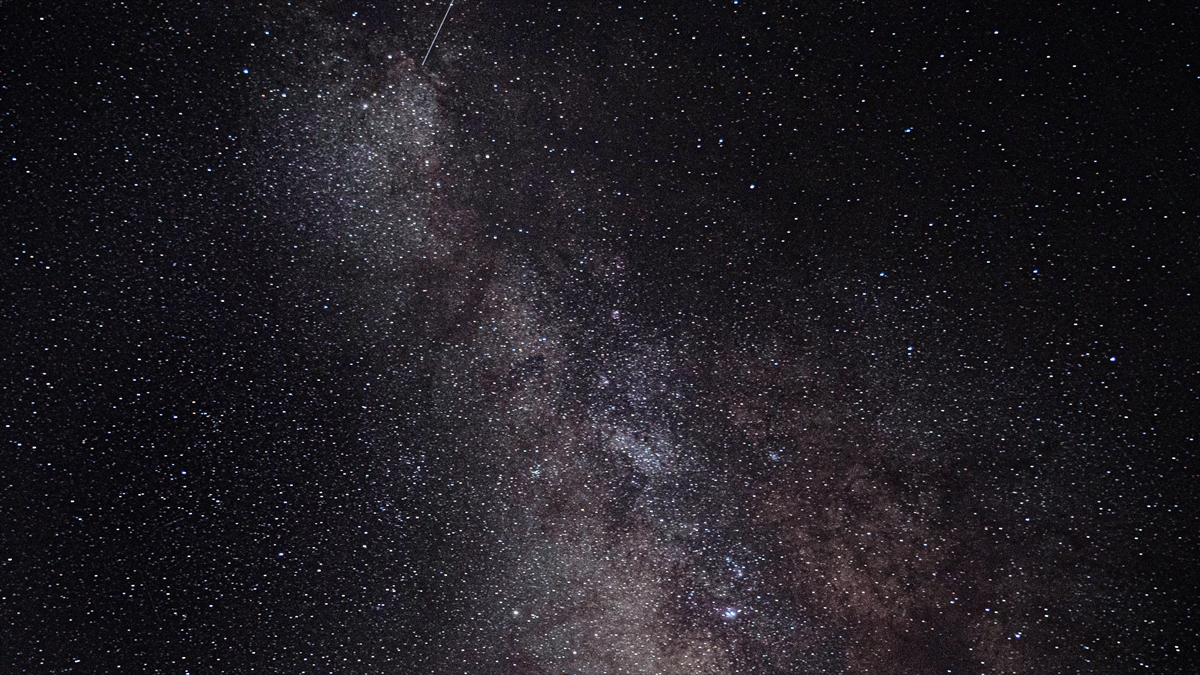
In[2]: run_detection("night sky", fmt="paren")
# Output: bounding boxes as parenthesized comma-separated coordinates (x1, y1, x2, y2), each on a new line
(2, 1, 1198, 673)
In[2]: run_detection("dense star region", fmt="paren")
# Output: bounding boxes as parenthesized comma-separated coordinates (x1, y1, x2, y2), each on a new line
(2, 1, 1197, 673)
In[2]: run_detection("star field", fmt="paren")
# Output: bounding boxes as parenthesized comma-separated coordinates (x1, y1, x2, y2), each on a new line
(2, 1, 1197, 673)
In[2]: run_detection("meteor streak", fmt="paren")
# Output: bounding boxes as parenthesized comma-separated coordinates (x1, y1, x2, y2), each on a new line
(422, 0, 455, 66)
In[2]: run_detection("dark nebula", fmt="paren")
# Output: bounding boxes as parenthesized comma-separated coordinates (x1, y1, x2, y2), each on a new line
(2, 1, 1197, 673)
